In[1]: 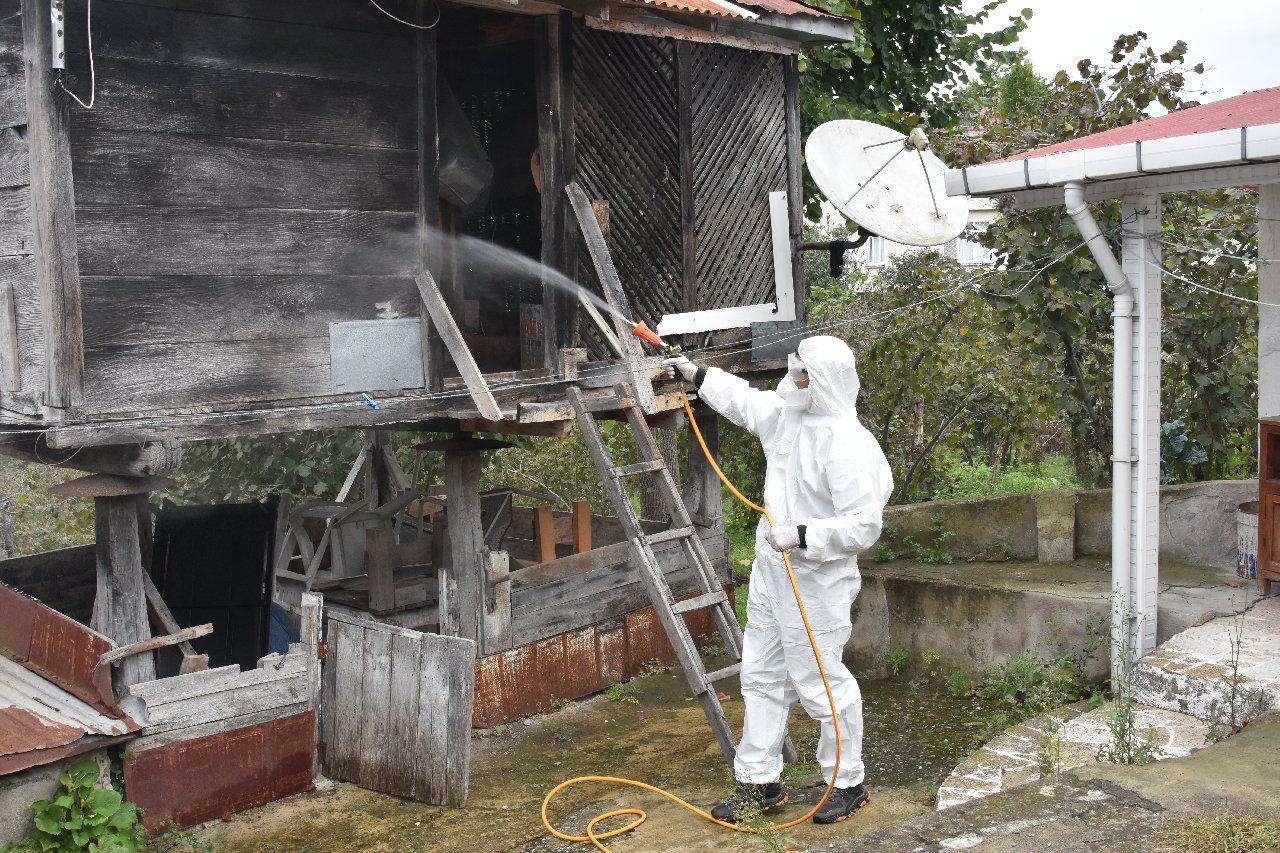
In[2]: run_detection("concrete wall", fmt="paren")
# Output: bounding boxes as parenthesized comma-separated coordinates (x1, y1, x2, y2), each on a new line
(883, 480, 1257, 572)
(0, 751, 109, 844)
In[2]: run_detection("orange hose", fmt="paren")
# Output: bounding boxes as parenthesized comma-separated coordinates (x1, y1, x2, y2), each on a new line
(538, 389, 842, 851)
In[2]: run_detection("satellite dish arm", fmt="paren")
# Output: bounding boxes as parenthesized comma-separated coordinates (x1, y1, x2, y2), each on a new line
(798, 230, 873, 279)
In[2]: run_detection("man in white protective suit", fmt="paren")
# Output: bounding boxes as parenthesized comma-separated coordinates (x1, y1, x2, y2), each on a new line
(667, 335, 893, 825)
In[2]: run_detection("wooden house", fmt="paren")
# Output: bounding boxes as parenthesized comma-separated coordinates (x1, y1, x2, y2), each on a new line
(0, 0, 854, 829)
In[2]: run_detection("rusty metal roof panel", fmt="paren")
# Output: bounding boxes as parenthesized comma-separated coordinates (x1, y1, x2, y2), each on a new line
(639, 0, 753, 17)
(739, 0, 840, 17)
(0, 654, 137, 756)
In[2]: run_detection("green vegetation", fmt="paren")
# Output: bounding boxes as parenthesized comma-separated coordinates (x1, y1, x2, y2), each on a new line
(1162, 811, 1280, 853)
(885, 648, 909, 677)
(935, 455, 1082, 500)
(980, 650, 1099, 720)
(605, 679, 641, 704)
(2, 759, 144, 853)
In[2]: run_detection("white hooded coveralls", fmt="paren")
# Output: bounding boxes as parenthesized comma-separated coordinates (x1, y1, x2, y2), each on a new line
(697, 336, 893, 788)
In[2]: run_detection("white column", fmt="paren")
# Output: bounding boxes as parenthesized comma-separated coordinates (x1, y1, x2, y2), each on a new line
(1121, 194, 1162, 659)
(1260, 185, 1280, 420)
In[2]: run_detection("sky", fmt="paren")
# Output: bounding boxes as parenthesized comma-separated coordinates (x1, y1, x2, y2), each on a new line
(967, 0, 1280, 103)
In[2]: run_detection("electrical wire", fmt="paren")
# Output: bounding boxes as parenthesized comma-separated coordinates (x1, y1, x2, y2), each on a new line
(1141, 256, 1280, 308)
(539, 388, 846, 851)
(56, 0, 95, 109)
(366, 0, 441, 29)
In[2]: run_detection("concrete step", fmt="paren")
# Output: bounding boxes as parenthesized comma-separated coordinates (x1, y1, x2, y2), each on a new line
(937, 702, 1208, 811)
(1130, 595, 1280, 722)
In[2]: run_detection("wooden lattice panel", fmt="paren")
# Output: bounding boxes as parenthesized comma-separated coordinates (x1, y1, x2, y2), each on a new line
(572, 24, 682, 350)
(691, 45, 787, 311)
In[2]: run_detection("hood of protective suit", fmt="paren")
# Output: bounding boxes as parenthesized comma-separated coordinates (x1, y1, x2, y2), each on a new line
(775, 336, 860, 417)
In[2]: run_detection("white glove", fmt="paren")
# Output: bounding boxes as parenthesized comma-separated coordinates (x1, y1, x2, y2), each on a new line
(764, 525, 801, 552)
(663, 355, 697, 382)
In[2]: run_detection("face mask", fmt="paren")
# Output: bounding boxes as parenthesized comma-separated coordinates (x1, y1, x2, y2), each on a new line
(781, 385, 811, 411)
(787, 353, 807, 383)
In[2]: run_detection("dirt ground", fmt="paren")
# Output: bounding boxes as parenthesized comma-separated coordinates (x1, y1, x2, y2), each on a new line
(196, 663, 998, 852)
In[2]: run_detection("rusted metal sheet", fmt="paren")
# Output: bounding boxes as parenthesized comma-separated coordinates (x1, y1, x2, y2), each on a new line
(597, 620, 628, 685)
(564, 627, 605, 698)
(739, 0, 839, 17)
(125, 712, 315, 832)
(625, 607, 676, 669)
(0, 651, 139, 775)
(641, 0, 748, 18)
(0, 581, 121, 716)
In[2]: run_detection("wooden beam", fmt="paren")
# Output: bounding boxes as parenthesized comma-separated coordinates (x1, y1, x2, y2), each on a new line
(0, 438, 181, 476)
(417, 20, 443, 393)
(564, 182, 658, 414)
(458, 418, 572, 437)
(365, 526, 396, 614)
(97, 623, 213, 668)
(415, 272, 503, 420)
(536, 13, 576, 368)
(783, 55, 805, 317)
(676, 41, 698, 318)
(142, 571, 207, 673)
(22, 0, 85, 411)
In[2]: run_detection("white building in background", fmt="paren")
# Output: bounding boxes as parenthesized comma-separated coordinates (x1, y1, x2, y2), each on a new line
(853, 196, 1000, 272)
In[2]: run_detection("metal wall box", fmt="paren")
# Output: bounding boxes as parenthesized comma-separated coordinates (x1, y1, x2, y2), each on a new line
(329, 319, 425, 393)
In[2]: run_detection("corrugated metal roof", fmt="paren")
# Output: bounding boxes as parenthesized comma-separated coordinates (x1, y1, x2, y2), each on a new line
(0, 654, 137, 760)
(990, 86, 1280, 164)
(738, 0, 840, 19)
(640, 0, 751, 18)
(629, 0, 841, 21)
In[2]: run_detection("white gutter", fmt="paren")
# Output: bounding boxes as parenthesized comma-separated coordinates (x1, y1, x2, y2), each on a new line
(1063, 181, 1133, 687)
(944, 122, 1280, 200)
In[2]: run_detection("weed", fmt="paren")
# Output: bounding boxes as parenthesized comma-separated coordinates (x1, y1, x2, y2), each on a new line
(1162, 810, 1280, 853)
(471, 723, 514, 739)
(981, 651, 1097, 719)
(697, 633, 727, 658)
(1096, 694, 1163, 765)
(149, 822, 214, 853)
(947, 670, 971, 697)
(606, 680, 641, 704)
(874, 523, 900, 562)
(1037, 717, 1063, 777)
(904, 515, 954, 564)
(886, 648, 909, 677)
(636, 658, 672, 678)
(1, 759, 144, 852)
(920, 649, 944, 683)
(547, 697, 576, 713)
(1205, 614, 1268, 741)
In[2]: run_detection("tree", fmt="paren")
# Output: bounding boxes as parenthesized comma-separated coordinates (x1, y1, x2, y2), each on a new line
(937, 34, 1256, 483)
(798, 0, 1030, 218)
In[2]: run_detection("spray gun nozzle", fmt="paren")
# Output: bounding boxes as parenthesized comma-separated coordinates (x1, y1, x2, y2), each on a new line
(631, 319, 678, 353)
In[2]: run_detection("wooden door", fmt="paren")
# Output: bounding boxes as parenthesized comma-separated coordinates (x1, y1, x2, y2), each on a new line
(321, 610, 475, 805)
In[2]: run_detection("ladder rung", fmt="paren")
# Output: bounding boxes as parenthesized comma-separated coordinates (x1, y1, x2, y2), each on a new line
(671, 589, 728, 614)
(611, 460, 667, 478)
(703, 663, 741, 684)
(646, 526, 696, 547)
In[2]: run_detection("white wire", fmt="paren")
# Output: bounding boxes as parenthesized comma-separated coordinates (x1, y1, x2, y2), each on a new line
(57, 0, 95, 109)
(367, 0, 441, 29)
(1141, 256, 1280, 308)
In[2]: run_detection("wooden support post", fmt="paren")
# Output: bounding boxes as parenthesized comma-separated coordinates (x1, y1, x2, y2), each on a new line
(571, 500, 591, 554)
(415, 272, 503, 420)
(366, 526, 396, 614)
(299, 592, 323, 781)
(92, 496, 156, 694)
(682, 407, 722, 528)
(534, 505, 557, 563)
(417, 19, 443, 392)
(22, 0, 84, 412)
(537, 12, 577, 367)
(445, 450, 483, 649)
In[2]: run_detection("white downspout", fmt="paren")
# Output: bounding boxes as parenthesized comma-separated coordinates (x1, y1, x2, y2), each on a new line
(1064, 181, 1134, 688)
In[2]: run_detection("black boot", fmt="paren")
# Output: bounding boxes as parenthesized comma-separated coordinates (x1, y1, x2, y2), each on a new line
(710, 782, 789, 823)
(812, 783, 870, 824)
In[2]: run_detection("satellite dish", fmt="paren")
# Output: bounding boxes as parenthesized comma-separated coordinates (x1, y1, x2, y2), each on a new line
(806, 120, 970, 247)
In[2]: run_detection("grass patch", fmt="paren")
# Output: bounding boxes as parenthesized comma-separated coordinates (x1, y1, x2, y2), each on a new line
(1162, 811, 1280, 853)
(934, 454, 1083, 500)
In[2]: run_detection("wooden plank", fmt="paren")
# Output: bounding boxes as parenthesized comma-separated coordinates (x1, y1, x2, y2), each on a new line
(73, 57, 416, 149)
(71, 131, 417, 210)
(98, 622, 213, 667)
(783, 54, 805, 315)
(571, 500, 592, 554)
(387, 631, 422, 799)
(415, 272, 502, 421)
(81, 338, 332, 413)
(329, 617, 364, 781)
(536, 14, 574, 368)
(365, 526, 396, 615)
(356, 625, 393, 791)
(139, 671, 309, 734)
(86, 1, 415, 87)
(130, 652, 308, 707)
(0, 268, 18, 394)
(129, 701, 309, 751)
(101, 0, 405, 34)
(0, 253, 41, 396)
(320, 613, 339, 776)
(442, 634, 473, 806)
(76, 208, 417, 277)
(0, 184, 30, 254)
(0, 126, 28, 188)
(0, 47, 24, 128)
(22, 0, 82, 410)
(482, 549, 511, 655)
(416, 20, 440, 392)
(534, 505, 557, 564)
(414, 632, 447, 803)
(564, 183, 658, 414)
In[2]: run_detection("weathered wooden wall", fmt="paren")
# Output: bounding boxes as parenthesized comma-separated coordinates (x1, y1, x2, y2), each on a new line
(67, 0, 421, 415)
(0, 0, 39, 417)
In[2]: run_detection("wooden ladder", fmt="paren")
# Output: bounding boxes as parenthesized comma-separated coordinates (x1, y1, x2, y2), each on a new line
(568, 384, 748, 766)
